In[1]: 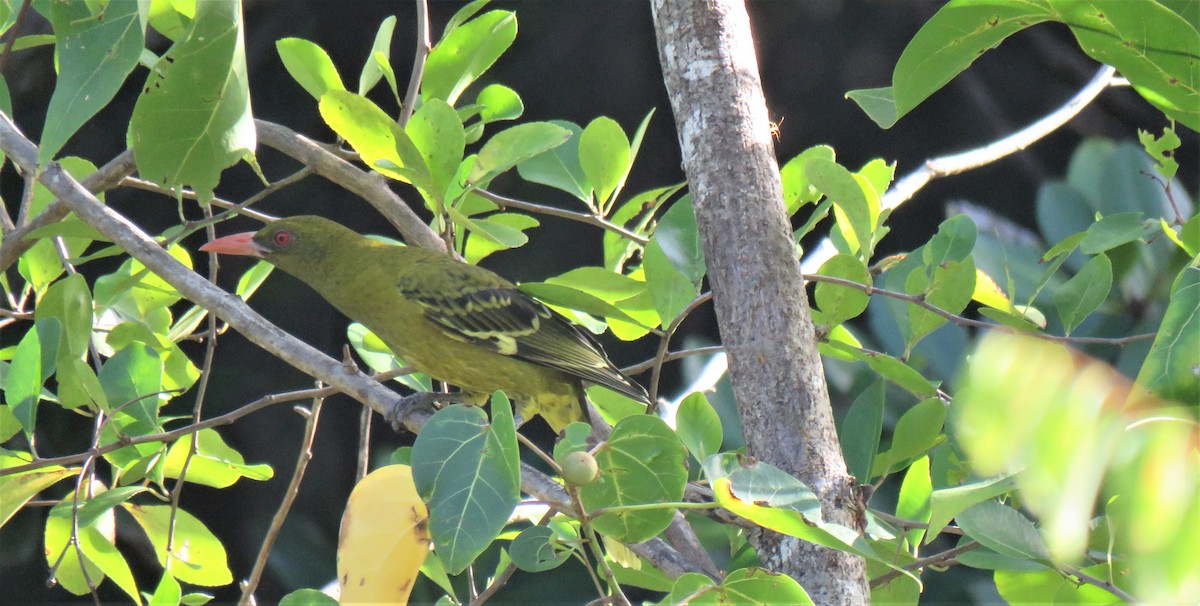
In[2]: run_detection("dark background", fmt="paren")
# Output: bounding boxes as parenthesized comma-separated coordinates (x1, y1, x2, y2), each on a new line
(2, 1, 1195, 603)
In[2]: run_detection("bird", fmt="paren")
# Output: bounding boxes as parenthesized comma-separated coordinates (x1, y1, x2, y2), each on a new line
(200, 215, 650, 432)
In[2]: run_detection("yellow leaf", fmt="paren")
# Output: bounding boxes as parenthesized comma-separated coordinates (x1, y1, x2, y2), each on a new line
(337, 465, 429, 605)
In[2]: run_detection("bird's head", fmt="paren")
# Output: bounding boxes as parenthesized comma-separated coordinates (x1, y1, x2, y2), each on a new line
(200, 215, 363, 278)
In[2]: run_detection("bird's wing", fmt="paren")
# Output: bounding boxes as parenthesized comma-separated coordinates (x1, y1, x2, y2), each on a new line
(403, 285, 650, 404)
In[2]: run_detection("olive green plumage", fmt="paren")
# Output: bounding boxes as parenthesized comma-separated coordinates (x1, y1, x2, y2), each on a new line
(210, 215, 649, 431)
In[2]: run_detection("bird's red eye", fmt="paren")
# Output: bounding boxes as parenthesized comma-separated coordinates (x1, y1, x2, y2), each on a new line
(273, 230, 292, 247)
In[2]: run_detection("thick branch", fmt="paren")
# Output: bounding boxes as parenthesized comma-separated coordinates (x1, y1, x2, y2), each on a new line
(254, 119, 446, 251)
(651, 1, 868, 602)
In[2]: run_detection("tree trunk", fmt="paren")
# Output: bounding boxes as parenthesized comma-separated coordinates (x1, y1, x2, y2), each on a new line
(650, 1, 870, 602)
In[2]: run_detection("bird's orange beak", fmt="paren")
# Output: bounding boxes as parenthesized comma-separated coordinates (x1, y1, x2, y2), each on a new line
(199, 232, 267, 257)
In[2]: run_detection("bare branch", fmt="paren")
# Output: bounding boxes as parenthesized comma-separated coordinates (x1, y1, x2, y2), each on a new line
(400, 0, 431, 127)
(239, 395, 326, 605)
(254, 119, 445, 251)
(801, 66, 1118, 273)
(473, 188, 649, 245)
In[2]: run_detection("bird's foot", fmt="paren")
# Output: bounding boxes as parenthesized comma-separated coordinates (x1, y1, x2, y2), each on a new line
(385, 391, 473, 432)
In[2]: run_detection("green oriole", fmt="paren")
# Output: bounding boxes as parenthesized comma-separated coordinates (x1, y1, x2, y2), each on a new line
(201, 215, 649, 431)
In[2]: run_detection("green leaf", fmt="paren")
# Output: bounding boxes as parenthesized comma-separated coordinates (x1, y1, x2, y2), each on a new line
(17, 158, 99, 291)
(454, 210, 528, 249)
(676, 392, 722, 461)
(411, 394, 520, 575)
(517, 282, 646, 328)
(814, 254, 871, 325)
(654, 198, 706, 284)
(923, 214, 977, 267)
(180, 592, 213, 606)
(276, 37, 344, 100)
(1137, 266, 1200, 403)
(463, 213, 539, 264)
(235, 260, 274, 299)
(839, 380, 885, 484)
(659, 573, 715, 605)
(0, 463, 75, 528)
(468, 122, 573, 187)
(926, 474, 1017, 542)
(1079, 212, 1148, 254)
(357, 16, 395, 95)
(476, 83, 523, 123)
(683, 568, 815, 606)
(845, 86, 898, 129)
(995, 564, 1121, 604)
(956, 500, 1051, 562)
(278, 588, 338, 606)
(129, 0, 255, 202)
(5, 321, 58, 435)
(710, 454, 823, 517)
(149, 572, 182, 606)
(36, 273, 93, 361)
(1161, 215, 1200, 257)
(20, 217, 109, 243)
(806, 158, 876, 258)
(819, 341, 938, 398)
(48, 493, 142, 603)
(1139, 126, 1181, 180)
(319, 89, 433, 192)
(579, 415, 687, 542)
(781, 145, 836, 214)
(1052, 0, 1200, 131)
(711, 475, 893, 570)
(39, 0, 145, 164)
(162, 429, 274, 488)
(896, 456, 933, 546)
(517, 121, 591, 202)
(124, 503, 234, 586)
(98, 344, 164, 425)
(579, 116, 632, 206)
(543, 266, 645, 303)
(891, 1, 1052, 119)
(407, 98, 466, 200)
(602, 184, 683, 272)
(1054, 253, 1112, 334)
(509, 526, 570, 572)
(906, 258, 976, 351)
(643, 238, 696, 324)
(874, 398, 946, 476)
(422, 10, 516, 105)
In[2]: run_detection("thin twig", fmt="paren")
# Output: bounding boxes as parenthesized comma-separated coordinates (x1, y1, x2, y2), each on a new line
(802, 273, 1155, 346)
(400, 0, 431, 127)
(648, 292, 712, 408)
(239, 394, 326, 605)
(0, 371, 401, 478)
(1060, 563, 1138, 603)
(0, 0, 32, 75)
(473, 188, 649, 245)
(623, 345, 724, 375)
(869, 540, 982, 588)
(165, 205, 223, 575)
(469, 508, 557, 606)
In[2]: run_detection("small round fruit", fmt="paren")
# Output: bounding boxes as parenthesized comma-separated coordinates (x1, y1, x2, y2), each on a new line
(557, 450, 600, 486)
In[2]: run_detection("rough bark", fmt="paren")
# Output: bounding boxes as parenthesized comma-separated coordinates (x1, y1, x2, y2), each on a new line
(650, 1, 870, 602)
